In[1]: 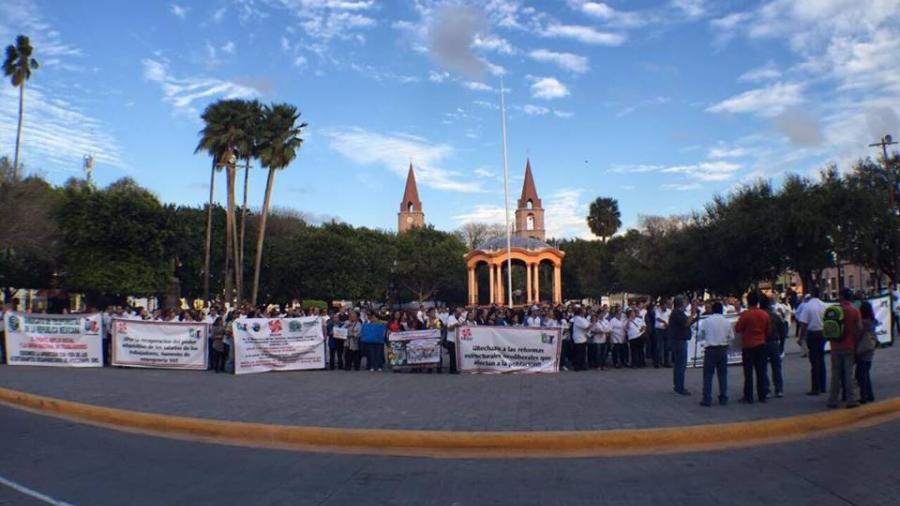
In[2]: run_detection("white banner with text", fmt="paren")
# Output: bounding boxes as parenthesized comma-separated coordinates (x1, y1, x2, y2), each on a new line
(4, 312, 102, 367)
(233, 317, 326, 375)
(456, 325, 561, 374)
(112, 319, 208, 370)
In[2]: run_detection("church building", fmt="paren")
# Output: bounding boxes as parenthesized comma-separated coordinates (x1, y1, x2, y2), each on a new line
(398, 163, 425, 233)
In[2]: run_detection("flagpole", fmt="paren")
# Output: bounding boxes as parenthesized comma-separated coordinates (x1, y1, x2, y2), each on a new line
(500, 76, 513, 307)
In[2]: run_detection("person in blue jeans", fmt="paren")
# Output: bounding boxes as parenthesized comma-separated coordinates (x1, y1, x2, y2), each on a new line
(698, 302, 733, 406)
(761, 295, 786, 397)
(669, 295, 693, 396)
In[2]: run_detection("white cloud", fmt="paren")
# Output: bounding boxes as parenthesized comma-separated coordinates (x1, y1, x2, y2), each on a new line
(660, 183, 702, 191)
(452, 204, 507, 226)
(170, 3, 188, 19)
(0, 0, 81, 57)
(544, 188, 592, 238)
(542, 23, 626, 46)
(739, 61, 781, 82)
(429, 71, 450, 83)
(528, 49, 589, 73)
(707, 82, 804, 117)
(141, 58, 262, 116)
(260, 0, 377, 42)
(579, 1, 648, 28)
(529, 76, 570, 100)
(221, 41, 236, 54)
(708, 147, 748, 158)
(0, 85, 124, 173)
(616, 96, 669, 117)
(661, 161, 742, 182)
(522, 104, 550, 116)
(213, 7, 227, 22)
(293, 55, 307, 67)
(463, 81, 493, 92)
(669, 0, 705, 19)
(325, 127, 484, 193)
(473, 34, 515, 54)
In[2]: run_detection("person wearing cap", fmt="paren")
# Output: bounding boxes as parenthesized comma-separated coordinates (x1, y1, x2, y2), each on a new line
(828, 289, 861, 409)
(669, 295, 693, 395)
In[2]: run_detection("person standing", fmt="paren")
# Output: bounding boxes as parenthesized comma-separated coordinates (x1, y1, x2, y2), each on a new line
(796, 290, 828, 396)
(571, 308, 591, 371)
(855, 300, 877, 404)
(828, 289, 861, 409)
(344, 311, 362, 371)
(762, 295, 786, 398)
(657, 299, 673, 367)
(444, 307, 462, 374)
(626, 309, 646, 368)
(735, 291, 770, 404)
(592, 309, 611, 370)
(699, 302, 733, 406)
(608, 309, 627, 368)
(328, 313, 344, 370)
(669, 296, 693, 395)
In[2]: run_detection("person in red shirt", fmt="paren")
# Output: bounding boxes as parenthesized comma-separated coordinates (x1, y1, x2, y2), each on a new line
(735, 291, 771, 403)
(828, 288, 862, 408)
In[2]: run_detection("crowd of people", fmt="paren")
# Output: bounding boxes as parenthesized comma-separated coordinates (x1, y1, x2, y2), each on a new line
(1, 287, 886, 411)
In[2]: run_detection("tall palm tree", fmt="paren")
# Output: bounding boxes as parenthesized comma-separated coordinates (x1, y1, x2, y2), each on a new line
(3, 35, 39, 180)
(251, 103, 306, 304)
(235, 100, 263, 303)
(196, 99, 246, 304)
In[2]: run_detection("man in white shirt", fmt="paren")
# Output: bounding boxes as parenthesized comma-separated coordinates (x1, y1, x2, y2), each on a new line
(656, 300, 672, 367)
(525, 309, 542, 328)
(698, 302, 735, 406)
(443, 307, 462, 374)
(796, 290, 828, 395)
(570, 308, 592, 371)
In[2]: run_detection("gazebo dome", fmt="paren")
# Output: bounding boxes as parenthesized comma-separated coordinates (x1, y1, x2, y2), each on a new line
(475, 235, 553, 252)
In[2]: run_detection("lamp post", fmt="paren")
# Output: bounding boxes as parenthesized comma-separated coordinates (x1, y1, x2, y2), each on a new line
(869, 134, 898, 209)
(499, 76, 513, 308)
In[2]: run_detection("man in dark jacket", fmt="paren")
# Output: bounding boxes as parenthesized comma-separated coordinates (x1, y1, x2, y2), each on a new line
(670, 295, 693, 395)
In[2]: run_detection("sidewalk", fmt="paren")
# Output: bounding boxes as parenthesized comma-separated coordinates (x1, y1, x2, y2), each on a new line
(0, 343, 896, 432)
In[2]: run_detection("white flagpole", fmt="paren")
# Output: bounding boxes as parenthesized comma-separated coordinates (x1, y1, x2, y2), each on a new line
(500, 76, 513, 307)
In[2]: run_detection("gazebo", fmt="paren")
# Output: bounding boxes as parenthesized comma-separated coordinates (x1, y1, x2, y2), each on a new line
(465, 236, 565, 306)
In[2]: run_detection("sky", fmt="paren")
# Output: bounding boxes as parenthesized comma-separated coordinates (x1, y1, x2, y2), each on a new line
(1, 0, 899, 238)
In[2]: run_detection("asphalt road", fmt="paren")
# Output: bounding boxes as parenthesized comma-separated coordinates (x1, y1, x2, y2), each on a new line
(1, 405, 898, 506)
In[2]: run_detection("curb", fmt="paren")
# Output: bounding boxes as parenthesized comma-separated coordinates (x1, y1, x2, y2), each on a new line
(1, 386, 899, 459)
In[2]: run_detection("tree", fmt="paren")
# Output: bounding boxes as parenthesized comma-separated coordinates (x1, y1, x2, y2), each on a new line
(0, 167, 58, 302)
(57, 179, 173, 306)
(454, 222, 507, 250)
(251, 103, 306, 305)
(394, 226, 467, 303)
(3, 35, 39, 179)
(777, 175, 834, 294)
(235, 100, 264, 302)
(196, 99, 247, 304)
(586, 196, 621, 242)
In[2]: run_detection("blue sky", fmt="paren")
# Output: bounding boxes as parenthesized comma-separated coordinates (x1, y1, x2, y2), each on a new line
(1, 0, 899, 238)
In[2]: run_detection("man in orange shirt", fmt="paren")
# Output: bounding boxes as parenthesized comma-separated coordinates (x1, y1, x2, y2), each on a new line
(828, 288, 861, 408)
(735, 291, 771, 403)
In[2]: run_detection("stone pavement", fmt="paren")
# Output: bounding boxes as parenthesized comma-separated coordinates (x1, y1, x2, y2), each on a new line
(0, 342, 897, 431)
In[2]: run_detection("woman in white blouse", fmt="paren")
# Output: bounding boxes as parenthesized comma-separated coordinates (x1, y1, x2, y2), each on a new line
(591, 310, 612, 370)
(608, 308, 627, 368)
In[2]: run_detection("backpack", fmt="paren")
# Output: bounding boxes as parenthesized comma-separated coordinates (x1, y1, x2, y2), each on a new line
(822, 305, 844, 340)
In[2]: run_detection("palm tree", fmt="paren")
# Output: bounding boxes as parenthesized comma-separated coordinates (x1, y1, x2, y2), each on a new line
(251, 103, 306, 305)
(235, 100, 263, 303)
(586, 196, 621, 243)
(3, 35, 39, 180)
(196, 100, 246, 304)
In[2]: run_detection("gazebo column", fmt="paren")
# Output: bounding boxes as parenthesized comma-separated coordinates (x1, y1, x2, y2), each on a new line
(533, 263, 541, 303)
(467, 267, 476, 306)
(553, 264, 562, 304)
(489, 262, 495, 305)
(526, 262, 533, 304)
(496, 264, 504, 305)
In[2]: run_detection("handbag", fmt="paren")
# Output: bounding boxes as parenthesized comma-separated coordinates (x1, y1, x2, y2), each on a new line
(856, 330, 877, 355)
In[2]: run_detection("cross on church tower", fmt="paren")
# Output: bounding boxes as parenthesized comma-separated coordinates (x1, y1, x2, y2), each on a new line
(514, 159, 545, 241)
(398, 163, 425, 233)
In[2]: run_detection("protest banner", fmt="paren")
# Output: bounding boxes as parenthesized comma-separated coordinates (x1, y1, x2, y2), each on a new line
(112, 319, 208, 370)
(456, 325, 561, 374)
(823, 294, 894, 351)
(332, 327, 348, 340)
(4, 312, 102, 367)
(387, 329, 441, 368)
(233, 316, 325, 375)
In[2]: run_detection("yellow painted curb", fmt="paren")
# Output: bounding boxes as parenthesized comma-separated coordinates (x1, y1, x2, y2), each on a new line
(1, 386, 899, 459)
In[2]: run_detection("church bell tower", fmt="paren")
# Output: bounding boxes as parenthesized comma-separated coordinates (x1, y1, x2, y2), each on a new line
(398, 163, 425, 233)
(514, 159, 545, 241)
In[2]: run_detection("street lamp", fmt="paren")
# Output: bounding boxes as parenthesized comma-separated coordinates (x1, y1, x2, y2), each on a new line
(869, 134, 898, 209)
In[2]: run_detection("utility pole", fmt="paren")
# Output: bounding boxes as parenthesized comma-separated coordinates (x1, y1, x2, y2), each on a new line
(869, 134, 898, 208)
(82, 154, 95, 187)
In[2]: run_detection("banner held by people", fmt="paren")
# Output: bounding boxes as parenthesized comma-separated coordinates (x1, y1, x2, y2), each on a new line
(456, 325, 561, 374)
(112, 319, 208, 370)
(232, 316, 325, 375)
(4, 312, 103, 367)
(388, 329, 441, 368)
(688, 313, 742, 368)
